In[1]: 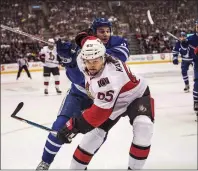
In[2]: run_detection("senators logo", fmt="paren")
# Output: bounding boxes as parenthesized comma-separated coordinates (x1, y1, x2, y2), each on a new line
(49, 52, 55, 60)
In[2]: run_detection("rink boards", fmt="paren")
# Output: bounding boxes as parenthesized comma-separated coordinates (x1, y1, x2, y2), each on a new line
(1, 53, 179, 74)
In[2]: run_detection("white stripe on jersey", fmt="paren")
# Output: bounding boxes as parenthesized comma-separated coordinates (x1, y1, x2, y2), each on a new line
(74, 84, 87, 94)
(113, 47, 129, 60)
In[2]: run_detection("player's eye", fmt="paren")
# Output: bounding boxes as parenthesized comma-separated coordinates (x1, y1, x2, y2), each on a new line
(98, 30, 110, 34)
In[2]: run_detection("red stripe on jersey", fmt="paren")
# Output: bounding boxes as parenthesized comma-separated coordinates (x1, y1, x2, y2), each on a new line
(122, 62, 140, 87)
(74, 147, 92, 163)
(83, 104, 113, 127)
(120, 81, 138, 94)
(130, 145, 150, 158)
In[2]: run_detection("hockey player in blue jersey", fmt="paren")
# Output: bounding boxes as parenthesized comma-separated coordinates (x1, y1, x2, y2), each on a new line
(36, 18, 130, 170)
(190, 20, 198, 115)
(172, 31, 193, 92)
(180, 20, 198, 116)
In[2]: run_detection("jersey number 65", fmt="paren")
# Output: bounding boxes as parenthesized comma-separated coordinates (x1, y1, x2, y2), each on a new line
(97, 90, 114, 102)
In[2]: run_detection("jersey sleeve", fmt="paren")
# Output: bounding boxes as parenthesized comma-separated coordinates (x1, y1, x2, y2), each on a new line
(106, 37, 129, 62)
(172, 41, 180, 59)
(39, 47, 45, 55)
(187, 35, 197, 58)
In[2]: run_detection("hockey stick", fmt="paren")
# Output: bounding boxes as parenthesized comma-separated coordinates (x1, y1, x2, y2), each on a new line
(147, 10, 196, 50)
(1, 24, 54, 46)
(166, 31, 195, 50)
(1, 24, 76, 54)
(11, 102, 58, 136)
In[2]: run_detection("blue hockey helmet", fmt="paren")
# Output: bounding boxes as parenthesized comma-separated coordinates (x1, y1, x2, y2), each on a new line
(180, 31, 186, 37)
(91, 18, 112, 33)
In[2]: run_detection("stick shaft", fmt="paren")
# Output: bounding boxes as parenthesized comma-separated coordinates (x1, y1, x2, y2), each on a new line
(167, 31, 195, 49)
(11, 102, 57, 136)
(1, 24, 54, 46)
(12, 115, 57, 136)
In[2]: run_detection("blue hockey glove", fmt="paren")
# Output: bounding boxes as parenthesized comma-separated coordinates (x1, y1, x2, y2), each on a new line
(56, 39, 77, 67)
(173, 58, 179, 65)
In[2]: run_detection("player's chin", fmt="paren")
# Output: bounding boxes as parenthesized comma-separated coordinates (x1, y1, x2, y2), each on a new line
(89, 70, 97, 75)
(101, 39, 109, 44)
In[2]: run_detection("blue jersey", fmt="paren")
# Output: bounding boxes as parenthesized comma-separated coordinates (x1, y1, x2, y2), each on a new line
(105, 36, 129, 62)
(172, 40, 192, 62)
(187, 33, 198, 63)
(65, 35, 130, 96)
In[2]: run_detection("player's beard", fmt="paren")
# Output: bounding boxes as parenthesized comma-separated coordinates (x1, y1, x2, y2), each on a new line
(87, 68, 98, 76)
(87, 65, 105, 76)
(48, 46, 54, 50)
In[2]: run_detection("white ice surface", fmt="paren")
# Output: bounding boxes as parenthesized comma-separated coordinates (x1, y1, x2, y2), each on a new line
(1, 63, 197, 169)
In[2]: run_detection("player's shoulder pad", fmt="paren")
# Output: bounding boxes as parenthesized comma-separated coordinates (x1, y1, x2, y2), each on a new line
(175, 40, 181, 46)
(110, 35, 128, 46)
(187, 33, 196, 41)
(42, 46, 48, 50)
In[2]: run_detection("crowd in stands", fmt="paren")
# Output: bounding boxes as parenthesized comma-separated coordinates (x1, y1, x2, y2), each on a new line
(1, 0, 197, 64)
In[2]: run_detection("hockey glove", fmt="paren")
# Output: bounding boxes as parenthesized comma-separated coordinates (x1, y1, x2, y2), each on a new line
(75, 29, 93, 48)
(56, 39, 77, 67)
(39, 54, 45, 63)
(173, 58, 179, 65)
(57, 118, 79, 144)
(194, 47, 198, 56)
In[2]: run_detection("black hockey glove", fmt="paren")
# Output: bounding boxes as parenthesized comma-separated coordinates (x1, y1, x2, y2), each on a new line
(39, 54, 45, 63)
(57, 118, 79, 144)
(75, 29, 93, 48)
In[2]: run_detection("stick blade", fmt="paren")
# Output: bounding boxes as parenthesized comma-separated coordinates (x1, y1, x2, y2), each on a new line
(11, 102, 24, 117)
(147, 10, 154, 25)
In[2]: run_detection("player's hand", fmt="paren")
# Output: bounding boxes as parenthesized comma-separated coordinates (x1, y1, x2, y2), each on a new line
(173, 58, 179, 65)
(75, 29, 93, 48)
(57, 118, 79, 144)
(40, 54, 45, 63)
(194, 47, 198, 56)
(56, 39, 76, 64)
